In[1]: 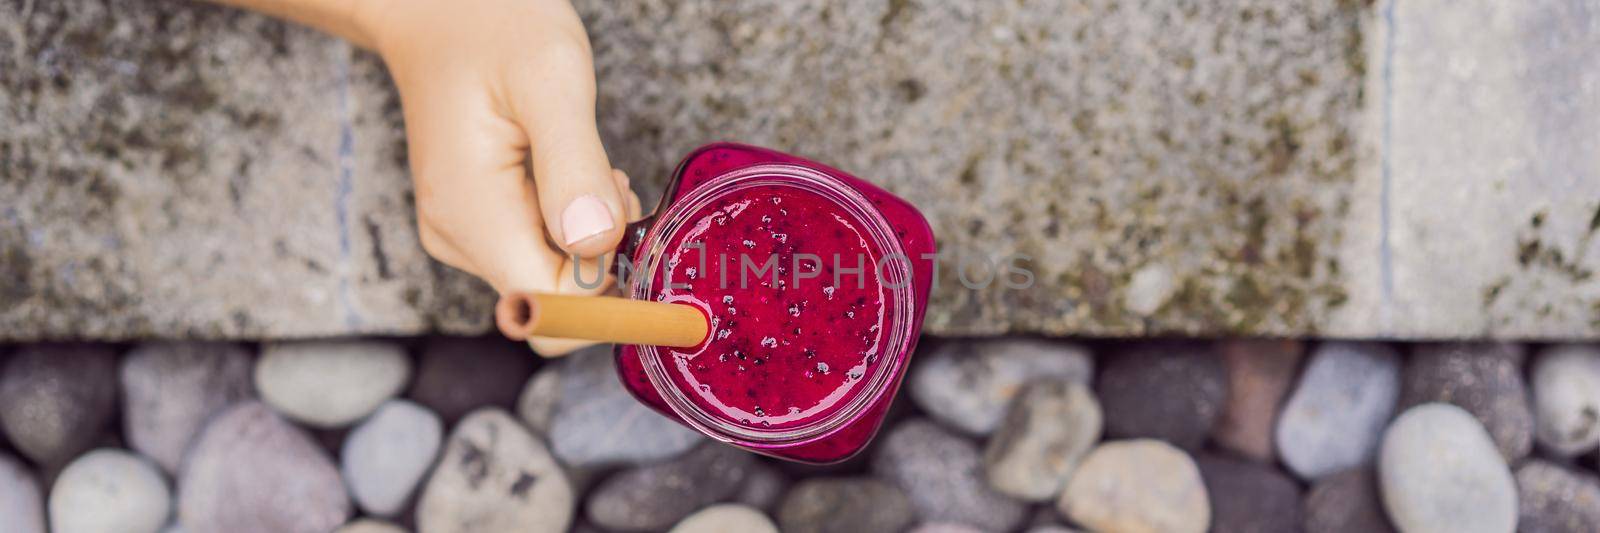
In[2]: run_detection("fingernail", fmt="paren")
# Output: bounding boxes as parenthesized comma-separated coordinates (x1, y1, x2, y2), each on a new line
(562, 194, 614, 246)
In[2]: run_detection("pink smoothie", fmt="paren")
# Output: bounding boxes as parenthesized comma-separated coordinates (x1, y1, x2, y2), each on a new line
(616, 143, 934, 463)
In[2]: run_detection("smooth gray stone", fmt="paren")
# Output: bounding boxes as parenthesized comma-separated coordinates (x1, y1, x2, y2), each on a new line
(908, 338, 1093, 436)
(0, 344, 118, 466)
(339, 400, 442, 517)
(547, 345, 702, 467)
(1378, 403, 1516, 533)
(0, 453, 47, 533)
(872, 419, 1025, 532)
(120, 341, 254, 474)
(1515, 459, 1600, 533)
(256, 340, 410, 428)
(1276, 342, 1400, 480)
(777, 477, 914, 533)
(178, 402, 351, 533)
(585, 443, 753, 532)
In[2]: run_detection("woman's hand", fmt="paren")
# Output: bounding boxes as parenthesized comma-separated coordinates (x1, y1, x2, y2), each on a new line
(212, 0, 640, 355)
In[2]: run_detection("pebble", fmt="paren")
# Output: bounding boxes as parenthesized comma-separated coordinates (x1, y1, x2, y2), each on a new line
(1378, 403, 1516, 533)
(255, 340, 410, 428)
(49, 449, 170, 533)
(414, 409, 573, 533)
(777, 477, 915, 533)
(1304, 468, 1397, 533)
(547, 346, 702, 467)
(0, 344, 118, 465)
(667, 504, 778, 533)
(1514, 459, 1600, 533)
(982, 380, 1101, 501)
(340, 400, 442, 517)
(1059, 440, 1210, 533)
(334, 520, 408, 533)
(1213, 340, 1303, 462)
(120, 341, 254, 474)
(908, 339, 1093, 435)
(0, 453, 46, 533)
(515, 368, 561, 435)
(734, 461, 787, 511)
(586, 443, 752, 531)
(1530, 344, 1600, 456)
(1194, 453, 1302, 533)
(178, 401, 351, 533)
(1400, 342, 1533, 461)
(407, 337, 537, 424)
(1276, 342, 1400, 480)
(907, 523, 988, 533)
(1095, 342, 1226, 449)
(871, 419, 1026, 532)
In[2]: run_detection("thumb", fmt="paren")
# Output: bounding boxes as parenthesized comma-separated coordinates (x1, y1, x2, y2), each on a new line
(511, 48, 627, 259)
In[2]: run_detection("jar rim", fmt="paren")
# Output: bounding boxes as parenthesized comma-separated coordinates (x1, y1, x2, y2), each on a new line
(626, 164, 917, 445)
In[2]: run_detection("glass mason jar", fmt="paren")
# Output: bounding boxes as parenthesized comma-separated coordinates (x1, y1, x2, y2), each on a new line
(613, 143, 935, 463)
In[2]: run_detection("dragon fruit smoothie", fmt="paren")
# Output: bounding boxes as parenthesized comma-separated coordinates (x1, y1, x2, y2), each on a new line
(615, 143, 934, 463)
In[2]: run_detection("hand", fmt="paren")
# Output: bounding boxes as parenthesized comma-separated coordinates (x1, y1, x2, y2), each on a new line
(360, 0, 642, 355)
(208, 0, 640, 355)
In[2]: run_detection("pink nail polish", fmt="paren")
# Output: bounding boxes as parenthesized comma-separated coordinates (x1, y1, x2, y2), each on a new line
(562, 194, 614, 246)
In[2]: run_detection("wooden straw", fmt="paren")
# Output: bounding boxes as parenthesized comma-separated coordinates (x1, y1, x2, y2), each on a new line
(495, 292, 709, 348)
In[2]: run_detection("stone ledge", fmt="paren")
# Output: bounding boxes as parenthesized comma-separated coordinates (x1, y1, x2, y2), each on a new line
(1, 0, 1596, 340)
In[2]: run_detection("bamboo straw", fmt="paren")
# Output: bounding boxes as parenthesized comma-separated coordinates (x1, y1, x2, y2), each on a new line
(495, 292, 709, 348)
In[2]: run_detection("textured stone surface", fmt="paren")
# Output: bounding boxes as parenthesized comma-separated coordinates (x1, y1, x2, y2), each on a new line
(1530, 344, 1600, 457)
(1, 0, 1359, 339)
(0, 344, 118, 465)
(414, 409, 573, 533)
(1399, 342, 1533, 461)
(982, 380, 1101, 501)
(872, 419, 1026, 532)
(1349, 0, 1600, 338)
(1095, 342, 1226, 449)
(586, 443, 753, 532)
(1515, 459, 1600, 533)
(6, 0, 1597, 339)
(1378, 403, 1517, 533)
(120, 341, 254, 474)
